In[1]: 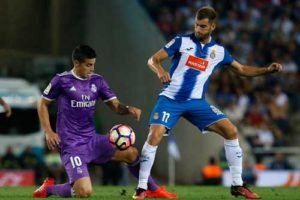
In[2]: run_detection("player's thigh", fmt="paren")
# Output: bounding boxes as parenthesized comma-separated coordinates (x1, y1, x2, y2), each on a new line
(73, 176, 93, 197)
(149, 96, 183, 131)
(62, 152, 90, 184)
(185, 101, 226, 133)
(207, 118, 238, 139)
(111, 146, 138, 164)
(91, 134, 116, 165)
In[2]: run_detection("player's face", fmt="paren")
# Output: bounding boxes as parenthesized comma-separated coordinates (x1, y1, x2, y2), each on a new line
(74, 58, 96, 79)
(194, 18, 215, 42)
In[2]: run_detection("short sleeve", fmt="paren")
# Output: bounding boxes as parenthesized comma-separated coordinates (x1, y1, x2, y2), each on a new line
(98, 78, 116, 102)
(42, 75, 61, 101)
(163, 36, 182, 57)
(222, 48, 234, 65)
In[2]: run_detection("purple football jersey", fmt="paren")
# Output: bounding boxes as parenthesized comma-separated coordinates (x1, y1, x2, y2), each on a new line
(42, 70, 116, 152)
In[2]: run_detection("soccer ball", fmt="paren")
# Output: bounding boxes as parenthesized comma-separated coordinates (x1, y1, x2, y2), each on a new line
(108, 124, 135, 150)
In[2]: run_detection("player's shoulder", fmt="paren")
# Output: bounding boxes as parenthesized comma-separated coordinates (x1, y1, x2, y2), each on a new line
(206, 38, 227, 49)
(90, 73, 104, 80)
(167, 33, 194, 47)
(58, 71, 72, 76)
(50, 71, 73, 83)
(213, 40, 225, 48)
(208, 40, 229, 54)
(89, 73, 107, 84)
(47, 71, 70, 82)
(171, 32, 193, 41)
(57, 71, 73, 78)
(181, 32, 194, 39)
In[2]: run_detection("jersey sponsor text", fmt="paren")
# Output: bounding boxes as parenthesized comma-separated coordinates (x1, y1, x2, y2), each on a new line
(185, 55, 209, 72)
(71, 100, 96, 108)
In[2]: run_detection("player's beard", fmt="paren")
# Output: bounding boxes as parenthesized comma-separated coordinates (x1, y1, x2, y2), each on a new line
(194, 32, 211, 43)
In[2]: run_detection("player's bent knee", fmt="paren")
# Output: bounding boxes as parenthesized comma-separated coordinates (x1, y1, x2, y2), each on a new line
(73, 178, 93, 198)
(75, 186, 93, 198)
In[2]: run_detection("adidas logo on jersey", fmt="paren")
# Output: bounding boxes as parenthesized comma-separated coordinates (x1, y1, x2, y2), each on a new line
(70, 86, 76, 91)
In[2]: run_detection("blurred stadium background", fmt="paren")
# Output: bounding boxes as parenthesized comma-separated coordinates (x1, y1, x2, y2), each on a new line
(0, 0, 300, 189)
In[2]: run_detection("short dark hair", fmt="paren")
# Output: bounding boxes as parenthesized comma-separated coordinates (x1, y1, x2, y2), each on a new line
(72, 45, 96, 63)
(196, 6, 217, 23)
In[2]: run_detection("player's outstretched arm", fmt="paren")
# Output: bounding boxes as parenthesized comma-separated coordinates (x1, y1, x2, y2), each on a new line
(0, 97, 12, 117)
(148, 49, 171, 84)
(37, 98, 60, 150)
(105, 98, 141, 121)
(229, 60, 283, 77)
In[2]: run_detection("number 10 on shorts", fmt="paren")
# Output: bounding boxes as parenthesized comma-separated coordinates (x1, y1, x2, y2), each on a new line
(70, 156, 82, 168)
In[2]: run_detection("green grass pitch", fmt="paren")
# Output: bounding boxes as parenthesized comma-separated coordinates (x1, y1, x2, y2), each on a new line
(0, 186, 299, 200)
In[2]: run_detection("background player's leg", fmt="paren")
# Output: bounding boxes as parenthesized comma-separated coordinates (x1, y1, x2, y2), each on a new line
(207, 119, 243, 186)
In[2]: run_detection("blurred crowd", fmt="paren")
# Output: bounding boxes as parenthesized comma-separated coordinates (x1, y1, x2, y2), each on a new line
(0, 145, 65, 184)
(241, 151, 294, 185)
(200, 153, 294, 186)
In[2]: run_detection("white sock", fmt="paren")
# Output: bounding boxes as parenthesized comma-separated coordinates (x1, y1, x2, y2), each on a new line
(224, 139, 243, 186)
(138, 142, 158, 190)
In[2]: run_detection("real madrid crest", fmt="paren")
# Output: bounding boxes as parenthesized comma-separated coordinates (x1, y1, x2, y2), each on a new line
(210, 50, 216, 59)
(77, 167, 83, 174)
(91, 84, 97, 93)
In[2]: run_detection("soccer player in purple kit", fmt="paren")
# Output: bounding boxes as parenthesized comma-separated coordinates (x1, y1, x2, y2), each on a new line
(33, 45, 177, 198)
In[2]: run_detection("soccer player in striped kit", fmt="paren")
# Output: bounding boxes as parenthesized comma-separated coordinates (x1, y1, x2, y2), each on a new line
(133, 6, 282, 199)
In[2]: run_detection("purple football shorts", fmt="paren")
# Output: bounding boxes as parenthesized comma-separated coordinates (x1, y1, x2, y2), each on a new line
(61, 134, 116, 184)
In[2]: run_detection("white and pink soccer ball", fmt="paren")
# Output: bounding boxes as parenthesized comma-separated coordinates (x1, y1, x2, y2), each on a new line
(108, 124, 135, 150)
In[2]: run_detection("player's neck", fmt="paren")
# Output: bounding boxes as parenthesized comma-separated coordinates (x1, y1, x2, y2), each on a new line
(71, 68, 87, 80)
(199, 36, 211, 45)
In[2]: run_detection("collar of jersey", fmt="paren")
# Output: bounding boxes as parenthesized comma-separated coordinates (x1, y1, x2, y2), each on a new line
(71, 69, 89, 80)
(191, 34, 216, 48)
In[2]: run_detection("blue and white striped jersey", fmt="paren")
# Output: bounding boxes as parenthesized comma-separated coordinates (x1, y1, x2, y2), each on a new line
(160, 33, 233, 101)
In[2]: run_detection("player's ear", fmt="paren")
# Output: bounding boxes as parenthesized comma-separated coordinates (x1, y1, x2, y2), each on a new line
(73, 60, 80, 66)
(211, 22, 216, 31)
